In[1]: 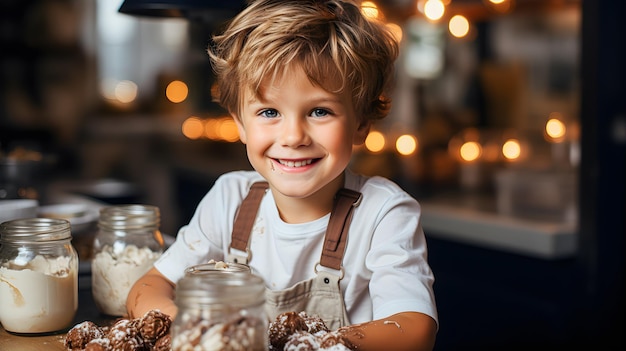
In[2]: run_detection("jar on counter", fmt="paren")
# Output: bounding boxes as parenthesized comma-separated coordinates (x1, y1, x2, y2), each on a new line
(171, 271, 268, 351)
(0, 218, 78, 333)
(91, 204, 164, 316)
(184, 260, 252, 276)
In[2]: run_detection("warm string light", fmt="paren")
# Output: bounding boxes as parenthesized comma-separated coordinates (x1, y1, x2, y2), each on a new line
(396, 135, 418, 156)
(502, 139, 521, 160)
(182, 116, 239, 142)
(365, 131, 386, 153)
(423, 0, 445, 21)
(448, 129, 528, 163)
(545, 114, 567, 142)
(449, 15, 470, 38)
(364, 130, 419, 156)
(166, 80, 189, 103)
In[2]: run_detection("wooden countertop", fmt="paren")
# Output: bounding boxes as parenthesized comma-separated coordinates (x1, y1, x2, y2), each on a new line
(0, 329, 67, 351)
(0, 274, 117, 350)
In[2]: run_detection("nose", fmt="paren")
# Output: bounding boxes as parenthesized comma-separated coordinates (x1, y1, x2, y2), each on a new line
(279, 117, 311, 147)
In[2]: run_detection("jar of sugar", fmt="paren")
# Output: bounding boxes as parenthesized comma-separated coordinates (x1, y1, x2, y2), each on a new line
(0, 217, 78, 333)
(171, 271, 268, 351)
(91, 204, 164, 316)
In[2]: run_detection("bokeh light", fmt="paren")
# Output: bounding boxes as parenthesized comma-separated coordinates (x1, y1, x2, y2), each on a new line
(545, 114, 566, 142)
(396, 134, 418, 156)
(166, 80, 188, 103)
(424, 0, 445, 21)
(182, 117, 204, 140)
(502, 139, 522, 160)
(449, 15, 470, 38)
(365, 131, 386, 153)
(460, 141, 482, 162)
(114, 80, 138, 103)
(360, 1, 380, 20)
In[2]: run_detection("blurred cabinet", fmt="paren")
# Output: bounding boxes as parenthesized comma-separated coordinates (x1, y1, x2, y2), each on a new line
(427, 1, 626, 349)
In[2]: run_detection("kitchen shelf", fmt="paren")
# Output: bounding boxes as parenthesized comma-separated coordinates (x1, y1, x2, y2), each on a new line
(420, 195, 577, 259)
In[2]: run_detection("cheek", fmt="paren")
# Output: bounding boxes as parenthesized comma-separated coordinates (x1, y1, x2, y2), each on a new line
(242, 126, 271, 150)
(319, 126, 354, 155)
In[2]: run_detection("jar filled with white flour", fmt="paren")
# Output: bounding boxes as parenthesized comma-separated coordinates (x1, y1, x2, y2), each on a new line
(92, 204, 164, 316)
(0, 218, 78, 333)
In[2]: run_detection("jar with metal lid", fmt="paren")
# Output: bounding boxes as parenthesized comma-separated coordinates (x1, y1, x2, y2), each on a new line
(184, 260, 252, 276)
(91, 204, 164, 316)
(0, 218, 78, 333)
(171, 271, 268, 351)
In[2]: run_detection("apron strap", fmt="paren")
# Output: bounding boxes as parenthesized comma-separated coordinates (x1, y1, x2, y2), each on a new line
(319, 188, 362, 271)
(229, 181, 362, 271)
(230, 181, 269, 254)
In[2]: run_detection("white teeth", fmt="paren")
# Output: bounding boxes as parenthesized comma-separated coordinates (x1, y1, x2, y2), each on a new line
(278, 159, 313, 168)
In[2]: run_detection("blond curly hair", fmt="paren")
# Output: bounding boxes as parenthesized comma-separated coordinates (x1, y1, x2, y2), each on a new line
(208, 0, 399, 124)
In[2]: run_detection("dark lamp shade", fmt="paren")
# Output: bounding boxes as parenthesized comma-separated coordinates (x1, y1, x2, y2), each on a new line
(118, 0, 246, 21)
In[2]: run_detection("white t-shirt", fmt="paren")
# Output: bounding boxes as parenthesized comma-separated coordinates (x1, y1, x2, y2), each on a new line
(155, 170, 438, 325)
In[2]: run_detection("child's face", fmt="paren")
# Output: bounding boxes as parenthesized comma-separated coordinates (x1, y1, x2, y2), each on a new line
(234, 64, 369, 200)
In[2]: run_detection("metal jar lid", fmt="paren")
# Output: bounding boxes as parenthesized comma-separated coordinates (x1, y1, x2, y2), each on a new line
(175, 272, 265, 309)
(0, 217, 71, 243)
(98, 204, 160, 230)
(184, 261, 251, 276)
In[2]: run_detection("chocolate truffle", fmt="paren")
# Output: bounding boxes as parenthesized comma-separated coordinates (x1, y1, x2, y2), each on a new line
(269, 311, 309, 350)
(298, 311, 330, 335)
(138, 309, 172, 343)
(65, 321, 105, 350)
(107, 319, 145, 351)
(283, 330, 320, 351)
(84, 338, 111, 351)
(153, 334, 171, 351)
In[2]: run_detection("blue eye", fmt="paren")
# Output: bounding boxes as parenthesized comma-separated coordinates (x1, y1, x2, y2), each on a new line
(311, 108, 329, 117)
(260, 109, 279, 118)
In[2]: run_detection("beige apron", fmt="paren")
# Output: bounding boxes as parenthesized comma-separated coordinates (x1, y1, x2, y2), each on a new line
(227, 182, 362, 330)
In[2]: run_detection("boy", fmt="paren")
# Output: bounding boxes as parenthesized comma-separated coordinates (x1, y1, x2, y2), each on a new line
(127, 1, 438, 350)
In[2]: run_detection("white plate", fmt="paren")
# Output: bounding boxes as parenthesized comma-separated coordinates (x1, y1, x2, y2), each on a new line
(0, 199, 39, 223)
(38, 203, 98, 234)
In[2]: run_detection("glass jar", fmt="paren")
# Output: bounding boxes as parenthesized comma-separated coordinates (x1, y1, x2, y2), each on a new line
(184, 260, 251, 276)
(171, 271, 268, 351)
(91, 204, 164, 316)
(0, 218, 78, 333)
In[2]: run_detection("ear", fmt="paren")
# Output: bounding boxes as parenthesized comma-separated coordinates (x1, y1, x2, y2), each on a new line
(232, 114, 247, 144)
(353, 120, 371, 145)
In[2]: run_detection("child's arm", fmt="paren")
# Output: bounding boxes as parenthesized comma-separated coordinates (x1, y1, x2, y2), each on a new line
(339, 312, 437, 351)
(125, 267, 178, 319)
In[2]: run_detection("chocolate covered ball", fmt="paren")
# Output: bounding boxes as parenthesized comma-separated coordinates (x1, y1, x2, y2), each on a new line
(298, 311, 329, 335)
(153, 334, 171, 351)
(269, 311, 309, 350)
(138, 309, 172, 343)
(84, 338, 111, 351)
(283, 330, 319, 351)
(107, 319, 145, 351)
(65, 321, 105, 350)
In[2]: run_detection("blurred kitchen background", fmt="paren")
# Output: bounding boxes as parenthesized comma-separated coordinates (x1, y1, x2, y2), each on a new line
(0, 0, 623, 349)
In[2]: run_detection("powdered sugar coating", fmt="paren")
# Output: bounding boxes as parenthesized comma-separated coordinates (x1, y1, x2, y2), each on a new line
(65, 321, 105, 350)
(64, 310, 171, 351)
(107, 319, 144, 350)
(284, 330, 320, 351)
(84, 338, 111, 351)
(298, 311, 329, 335)
(269, 312, 354, 351)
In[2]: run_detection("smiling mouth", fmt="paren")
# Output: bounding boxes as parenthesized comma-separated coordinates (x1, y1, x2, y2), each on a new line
(276, 158, 317, 168)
